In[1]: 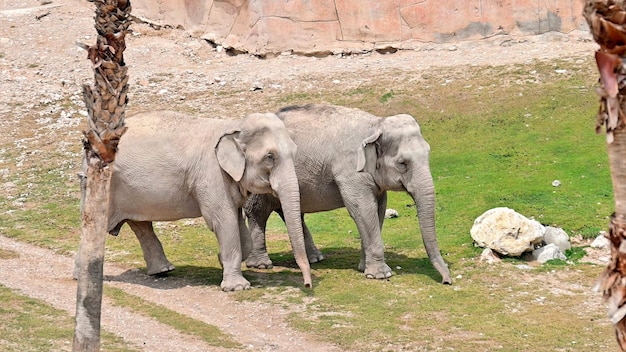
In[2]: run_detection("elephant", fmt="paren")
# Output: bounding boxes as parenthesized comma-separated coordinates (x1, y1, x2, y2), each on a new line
(77, 110, 312, 291)
(244, 104, 452, 284)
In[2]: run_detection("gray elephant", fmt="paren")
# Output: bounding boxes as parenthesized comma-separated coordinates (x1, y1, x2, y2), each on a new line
(79, 110, 312, 291)
(244, 104, 451, 284)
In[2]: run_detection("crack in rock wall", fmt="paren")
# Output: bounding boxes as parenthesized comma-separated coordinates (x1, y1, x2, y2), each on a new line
(131, 0, 587, 56)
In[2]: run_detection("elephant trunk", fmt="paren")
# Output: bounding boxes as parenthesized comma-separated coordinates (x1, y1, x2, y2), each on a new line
(271, 166, 312, 288)
(407, 170, 452, 284)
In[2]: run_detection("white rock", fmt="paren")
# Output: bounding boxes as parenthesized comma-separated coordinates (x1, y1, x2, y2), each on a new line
(385, 208, 398, 219)
(590, 235, 610, 249)
(479, 248, 501, 264)
(470, 207, 545, 256)
(532, 243, 566, 263)
(543, 226, 571, 253)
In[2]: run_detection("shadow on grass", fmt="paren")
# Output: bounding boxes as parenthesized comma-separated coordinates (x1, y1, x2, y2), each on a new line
(304, 247, 450, 282)
(104, 264, 321, 291)
(267, 246, 447, 283)
(104, 246, 448, 290)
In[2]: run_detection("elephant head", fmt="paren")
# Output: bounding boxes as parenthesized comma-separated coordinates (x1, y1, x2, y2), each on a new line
(357, 114, 452, 284)
(216, 113, 312, 287)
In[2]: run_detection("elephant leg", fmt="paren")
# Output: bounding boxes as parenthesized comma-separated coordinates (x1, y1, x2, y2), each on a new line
(275, 210, 324, 264)
(303, 218, 324, 263)
(337, 177, 392, 279)
(244, 195, 278, 269)
(360, 191, 387, 271)
(209, 209, 250, 291)
(127, 221, 175, 275)
(377, 192, 388, 231)
(238, 208, 252, 261)
(301, 214, 324, 263)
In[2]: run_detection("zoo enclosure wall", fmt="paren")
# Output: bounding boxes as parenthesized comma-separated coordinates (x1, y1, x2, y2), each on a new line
(132, 0, 588, 56)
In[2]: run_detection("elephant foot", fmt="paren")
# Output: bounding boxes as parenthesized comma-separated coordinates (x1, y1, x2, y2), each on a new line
(146, 260, 175, 276)
(308, 251, 324, 264)
(362, 262, 393, 280)
(306, 246, 324, 264)
(221, 276, 251, 292)
(245, 252, 274, 269)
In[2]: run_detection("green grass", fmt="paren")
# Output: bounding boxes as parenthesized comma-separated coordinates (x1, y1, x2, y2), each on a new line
(0, 56, 617, 350)
(0, 285, 135, 352)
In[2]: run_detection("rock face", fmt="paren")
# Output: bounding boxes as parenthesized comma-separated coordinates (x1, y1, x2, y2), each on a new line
(471, 207, 545, 256)
(131, 0, 587, 56)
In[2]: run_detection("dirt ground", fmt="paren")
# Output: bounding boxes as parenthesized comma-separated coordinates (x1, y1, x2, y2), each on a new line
(0, 0, 605, 351)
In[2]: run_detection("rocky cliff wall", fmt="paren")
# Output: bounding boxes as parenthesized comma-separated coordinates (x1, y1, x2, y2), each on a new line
(131, 0, 588, 56)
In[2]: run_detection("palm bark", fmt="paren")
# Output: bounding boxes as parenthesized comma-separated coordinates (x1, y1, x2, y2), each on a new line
(584, 1, 626, 350)
(73, 0, 131, 351)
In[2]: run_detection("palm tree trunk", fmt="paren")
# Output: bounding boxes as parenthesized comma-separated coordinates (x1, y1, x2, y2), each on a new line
(73, 1, 131, 351)
(583, 2, 626, 350)
(603, 129, 626, 351)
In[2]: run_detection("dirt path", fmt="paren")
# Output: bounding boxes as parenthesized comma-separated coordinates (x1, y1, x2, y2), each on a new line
(0, 235, 341, 351)
(0, 0, 605, 351)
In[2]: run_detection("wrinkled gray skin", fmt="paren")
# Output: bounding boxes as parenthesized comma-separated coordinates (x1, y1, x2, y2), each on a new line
(78, 111, 311, 291)
(244, 104, 451, 284)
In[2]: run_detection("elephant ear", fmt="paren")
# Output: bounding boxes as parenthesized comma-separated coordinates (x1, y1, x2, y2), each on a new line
(356, 130, 381, 172)
(216, 130, 245, 182)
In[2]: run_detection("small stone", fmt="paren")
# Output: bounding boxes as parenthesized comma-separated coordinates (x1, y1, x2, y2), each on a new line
(532, 243, 566, 263)
(385, 208, 398, 219)
(250, 82, 263, 91)
(590, 235, 610, 249)
(479, 248, 501, 264)
(543, 226, 571, 253)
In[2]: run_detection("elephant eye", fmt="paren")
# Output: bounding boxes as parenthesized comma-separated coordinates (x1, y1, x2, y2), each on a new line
(396, 159, 407, 172)
(264, 152, 276, 166)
